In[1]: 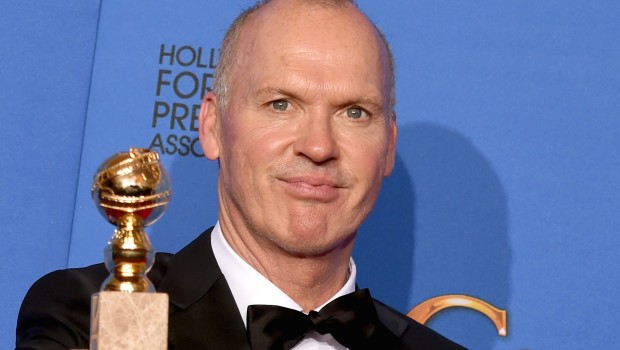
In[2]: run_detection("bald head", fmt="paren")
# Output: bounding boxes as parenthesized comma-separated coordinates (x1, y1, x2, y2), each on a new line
(212, 0, 395, 114)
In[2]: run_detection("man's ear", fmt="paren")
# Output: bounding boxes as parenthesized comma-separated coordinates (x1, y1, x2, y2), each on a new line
(384, 112, 398, 176)
(198, 91, 221, 160)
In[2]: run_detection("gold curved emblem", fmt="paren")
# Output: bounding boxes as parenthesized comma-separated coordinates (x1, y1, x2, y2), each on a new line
(407, 295, 507, 336)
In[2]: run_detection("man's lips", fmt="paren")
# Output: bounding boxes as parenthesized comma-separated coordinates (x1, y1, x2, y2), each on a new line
(277, 176, 344, 202)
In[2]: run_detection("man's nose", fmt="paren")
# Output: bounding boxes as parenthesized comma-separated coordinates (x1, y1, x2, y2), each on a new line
(292, 114, 339, 164)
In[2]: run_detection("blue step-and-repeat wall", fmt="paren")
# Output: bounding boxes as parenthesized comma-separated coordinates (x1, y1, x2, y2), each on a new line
(2, 1, 619, 349)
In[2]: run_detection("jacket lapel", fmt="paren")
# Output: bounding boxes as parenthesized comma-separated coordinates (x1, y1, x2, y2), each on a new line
(157, 227, 251, 349)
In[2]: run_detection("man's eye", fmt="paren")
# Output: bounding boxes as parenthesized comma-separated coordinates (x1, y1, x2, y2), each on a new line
(272, 100, 289, 111)
(346, 107, 365, 119)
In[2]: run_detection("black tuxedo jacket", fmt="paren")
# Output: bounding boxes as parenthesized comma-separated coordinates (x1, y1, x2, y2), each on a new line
(16, 228, 466, 349)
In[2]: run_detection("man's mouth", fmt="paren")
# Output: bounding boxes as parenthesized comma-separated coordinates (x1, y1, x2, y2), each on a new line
(277, 175, 344, 202)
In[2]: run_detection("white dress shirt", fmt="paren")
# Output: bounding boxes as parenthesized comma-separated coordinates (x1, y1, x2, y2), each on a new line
(211, 222, 356, 349)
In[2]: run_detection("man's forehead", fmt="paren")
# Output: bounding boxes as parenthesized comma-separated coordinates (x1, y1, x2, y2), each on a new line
(237, 17, 386, 87)
(221, 0, 394, 112)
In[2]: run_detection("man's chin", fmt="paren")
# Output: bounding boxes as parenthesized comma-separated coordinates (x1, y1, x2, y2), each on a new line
(271, 231, 357, 258)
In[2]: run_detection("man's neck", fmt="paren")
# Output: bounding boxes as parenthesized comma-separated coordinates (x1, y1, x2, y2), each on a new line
(218, 218, 355, 312)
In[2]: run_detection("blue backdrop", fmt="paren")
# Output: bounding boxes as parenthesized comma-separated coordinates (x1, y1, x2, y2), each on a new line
(2, 1, 619, 349)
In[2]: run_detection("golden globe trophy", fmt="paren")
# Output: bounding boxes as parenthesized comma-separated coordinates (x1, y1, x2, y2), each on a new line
(89, 148, 171, 350)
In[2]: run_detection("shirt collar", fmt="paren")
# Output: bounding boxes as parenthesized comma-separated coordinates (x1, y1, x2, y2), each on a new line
(211, 222, 357, 327)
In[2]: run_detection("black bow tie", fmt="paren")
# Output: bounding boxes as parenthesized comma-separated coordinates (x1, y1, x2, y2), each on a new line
(246, 289, 403, 350)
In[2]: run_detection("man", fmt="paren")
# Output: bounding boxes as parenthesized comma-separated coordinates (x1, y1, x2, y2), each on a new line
(16, 0, 465, 349)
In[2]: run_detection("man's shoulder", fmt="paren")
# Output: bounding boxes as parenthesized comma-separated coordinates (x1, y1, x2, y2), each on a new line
(25, 251, 174, 292)
(16, 252, 175, 349)
(373, 299, 468, 350)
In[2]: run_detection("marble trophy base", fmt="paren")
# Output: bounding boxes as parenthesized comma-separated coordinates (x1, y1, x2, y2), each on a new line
(90, 291, 169, 350)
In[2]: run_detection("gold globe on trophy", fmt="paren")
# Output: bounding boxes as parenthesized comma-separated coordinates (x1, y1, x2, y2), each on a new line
(91, 148, 171, 293)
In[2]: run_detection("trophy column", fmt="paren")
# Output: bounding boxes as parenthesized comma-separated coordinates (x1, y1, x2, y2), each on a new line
(90, 148, 171, 350)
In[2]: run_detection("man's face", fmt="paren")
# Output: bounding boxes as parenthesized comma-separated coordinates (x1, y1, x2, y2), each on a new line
(201, 2, 397, 256)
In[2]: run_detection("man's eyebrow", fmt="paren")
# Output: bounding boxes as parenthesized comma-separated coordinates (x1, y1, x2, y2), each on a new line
(256, 87, 293, 98)
(346, 97, 383, 109)
(255, 86, 309, 104)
